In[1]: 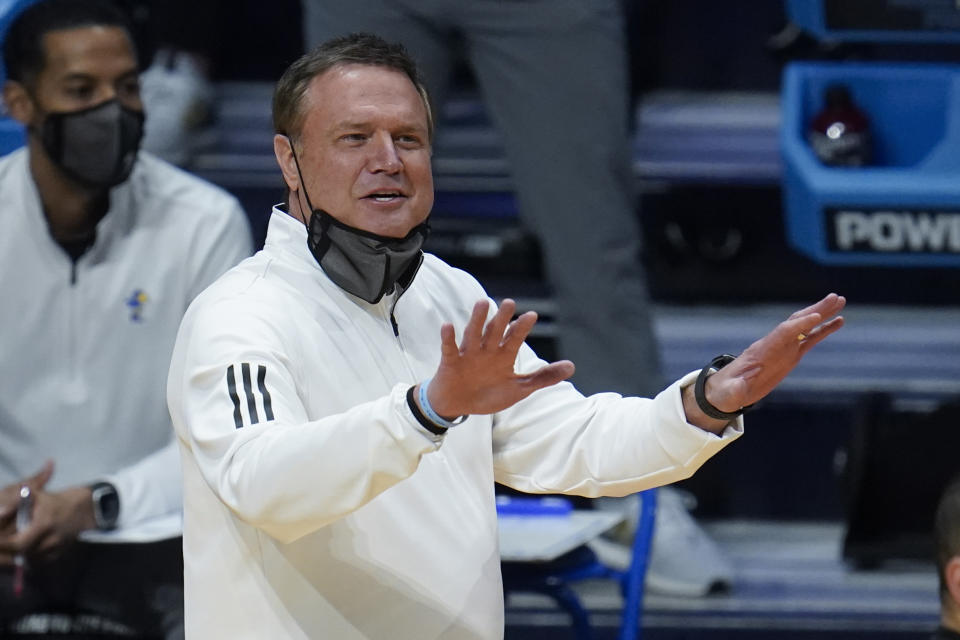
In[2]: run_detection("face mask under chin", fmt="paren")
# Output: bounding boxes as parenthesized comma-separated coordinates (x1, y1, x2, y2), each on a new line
(306, 206, 428, 304)
(37, 98, 144, 189)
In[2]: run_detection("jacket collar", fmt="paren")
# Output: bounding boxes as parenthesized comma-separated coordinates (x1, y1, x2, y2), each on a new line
(264, 205, 410, 312)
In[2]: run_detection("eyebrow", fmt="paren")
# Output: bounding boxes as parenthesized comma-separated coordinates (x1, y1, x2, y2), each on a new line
(332, 120, 427, 134)
(331, 121, 371, 132)
(60, 68, 139, 83)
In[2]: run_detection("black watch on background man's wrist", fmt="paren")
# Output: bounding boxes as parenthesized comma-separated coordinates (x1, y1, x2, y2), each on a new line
(90, 482, 120, 530)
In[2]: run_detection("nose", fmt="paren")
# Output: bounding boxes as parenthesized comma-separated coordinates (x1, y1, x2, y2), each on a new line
(98, 85, 128, 108)
(97, 85, 118, 104)
(368, 131, 402, 174)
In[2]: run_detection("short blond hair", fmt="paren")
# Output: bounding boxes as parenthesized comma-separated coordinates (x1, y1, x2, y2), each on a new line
(272, 32, 434, 145)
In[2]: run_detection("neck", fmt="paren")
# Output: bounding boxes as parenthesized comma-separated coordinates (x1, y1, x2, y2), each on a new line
(942, 606, 960, 634)
(28, 137, 108, 243)
(286, 188, 311, 227)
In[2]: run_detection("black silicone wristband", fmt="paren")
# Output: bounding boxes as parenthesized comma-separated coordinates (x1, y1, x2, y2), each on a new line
(694, 354, 750, 421)
(406, 385, 448, 436)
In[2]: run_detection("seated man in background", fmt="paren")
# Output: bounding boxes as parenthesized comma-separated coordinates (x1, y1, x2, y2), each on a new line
(168, 33, 845, 639)
(0, 1, 251, 636)
(933, 476, 960, 639)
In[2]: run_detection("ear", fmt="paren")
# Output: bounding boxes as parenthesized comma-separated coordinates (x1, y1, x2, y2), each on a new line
(273, 134, 300, 193)
(946, 556, 960, 607)
(3, 80, 35, 125)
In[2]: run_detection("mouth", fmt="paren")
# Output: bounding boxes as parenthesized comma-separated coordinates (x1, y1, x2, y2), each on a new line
(362, 190, 406, 203)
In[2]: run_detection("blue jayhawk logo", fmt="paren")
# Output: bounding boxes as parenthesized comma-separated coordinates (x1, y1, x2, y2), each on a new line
(126, 289, 148, 322)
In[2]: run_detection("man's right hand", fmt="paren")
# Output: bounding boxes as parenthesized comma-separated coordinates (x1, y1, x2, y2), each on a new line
(0, 460, 54, 532)
(0, 461, 97, 566)
(423, 298, 575, 420)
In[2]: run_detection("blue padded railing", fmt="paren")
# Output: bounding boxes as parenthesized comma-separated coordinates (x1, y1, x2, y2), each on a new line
(0, 0, 37, 155)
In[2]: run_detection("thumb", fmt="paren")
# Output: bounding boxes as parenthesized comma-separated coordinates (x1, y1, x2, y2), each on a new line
(30, 460, 55, 489)
(519, 360, 576, 392)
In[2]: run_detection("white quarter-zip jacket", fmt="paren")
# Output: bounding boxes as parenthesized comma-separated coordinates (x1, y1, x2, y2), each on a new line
(0, 147, 252, 540)
(167, 207, 742, 639)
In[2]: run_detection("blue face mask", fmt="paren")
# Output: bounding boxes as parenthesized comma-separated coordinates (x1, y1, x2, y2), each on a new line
(289, 142, 429, 304)
(38, 98, 144, 189)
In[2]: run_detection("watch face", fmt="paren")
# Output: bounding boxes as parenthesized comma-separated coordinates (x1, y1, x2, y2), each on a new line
(92, 483, 120, 529)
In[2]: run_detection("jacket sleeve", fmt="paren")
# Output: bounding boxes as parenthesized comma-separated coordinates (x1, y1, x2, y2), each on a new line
(88, 198, 253, 535)
(491, 344, 743, 498)
(167, 296, 444, 544)
(100, 438, 182, 532)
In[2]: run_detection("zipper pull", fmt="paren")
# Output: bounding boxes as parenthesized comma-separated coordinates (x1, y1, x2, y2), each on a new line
(390, 313, 399, 337)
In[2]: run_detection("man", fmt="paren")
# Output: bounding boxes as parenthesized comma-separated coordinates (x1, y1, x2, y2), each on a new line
(933, 476, 960, 638)
(167, 33, 845, 639)
(300, 0, 730, 596)
(0, 1, 251, 636)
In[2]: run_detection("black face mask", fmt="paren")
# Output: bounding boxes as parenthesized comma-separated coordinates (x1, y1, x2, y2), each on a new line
(289, 142, 429, 304)
(37, 99, 144, 189)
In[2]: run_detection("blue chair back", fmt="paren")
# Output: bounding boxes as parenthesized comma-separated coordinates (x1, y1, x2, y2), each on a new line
(501, 488, 658, 640)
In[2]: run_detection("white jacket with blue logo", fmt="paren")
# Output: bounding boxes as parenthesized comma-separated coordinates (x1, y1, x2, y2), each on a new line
(0, 147, 251, 541)
(167, 208, 742, 639)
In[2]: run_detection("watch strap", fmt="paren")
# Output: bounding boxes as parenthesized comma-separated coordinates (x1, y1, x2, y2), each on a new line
(694, 354, 753, 421)
(90, 481, 120, 530)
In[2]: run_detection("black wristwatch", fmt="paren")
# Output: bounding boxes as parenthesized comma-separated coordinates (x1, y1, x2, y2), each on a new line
(90, 482, 120, 530)
(694, 354, 754, 421)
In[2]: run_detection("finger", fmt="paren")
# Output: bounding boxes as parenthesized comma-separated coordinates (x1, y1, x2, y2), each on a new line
(517, 360, 576, 392)
(32, 529, 67, 559)
(20, 522, 48, 553)
(799, 316, 845, 355)
(439, 323, 459, 360)
(830, 294, 847, 314)
(788, 293, 844, 321)
(481, 299, 516, 348)
(786, 294, 834, 320)
(779, 313, 822, 344)
(459, 300, 489, 352)
(30, 460, 54, 489)
(501, 311, 538, 351)
(0, 528, 34, 556)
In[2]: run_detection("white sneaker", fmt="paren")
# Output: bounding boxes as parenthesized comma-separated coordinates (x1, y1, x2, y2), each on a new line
(140, 49, 216, 166)
(591, 487, 733, 598)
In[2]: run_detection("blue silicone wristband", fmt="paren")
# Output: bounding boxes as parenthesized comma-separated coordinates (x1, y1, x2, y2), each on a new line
(419, 378, 467, 429)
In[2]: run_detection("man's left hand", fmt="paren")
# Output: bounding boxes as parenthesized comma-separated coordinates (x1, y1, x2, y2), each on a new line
(684, 293, 846, 432)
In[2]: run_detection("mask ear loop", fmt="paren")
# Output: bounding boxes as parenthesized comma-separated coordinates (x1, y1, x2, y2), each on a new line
(286, 135, 334, 259)
(286, 135, 314, 227)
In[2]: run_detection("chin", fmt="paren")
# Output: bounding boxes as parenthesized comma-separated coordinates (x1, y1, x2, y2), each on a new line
(372, 216, 428, 239)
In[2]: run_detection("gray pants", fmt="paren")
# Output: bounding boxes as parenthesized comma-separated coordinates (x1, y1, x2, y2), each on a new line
(303, 0, 662, 397)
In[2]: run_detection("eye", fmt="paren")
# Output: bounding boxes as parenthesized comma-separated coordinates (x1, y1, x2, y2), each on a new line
(340, 133, 368, 144)
(118, 77, 141, 102)
(395, 134, 423, 149)
(64, 84, 94, 100)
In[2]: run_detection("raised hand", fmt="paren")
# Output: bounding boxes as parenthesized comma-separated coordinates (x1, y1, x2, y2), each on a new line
(424, 298, 575, 419)
(688, 293, 846, 431)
